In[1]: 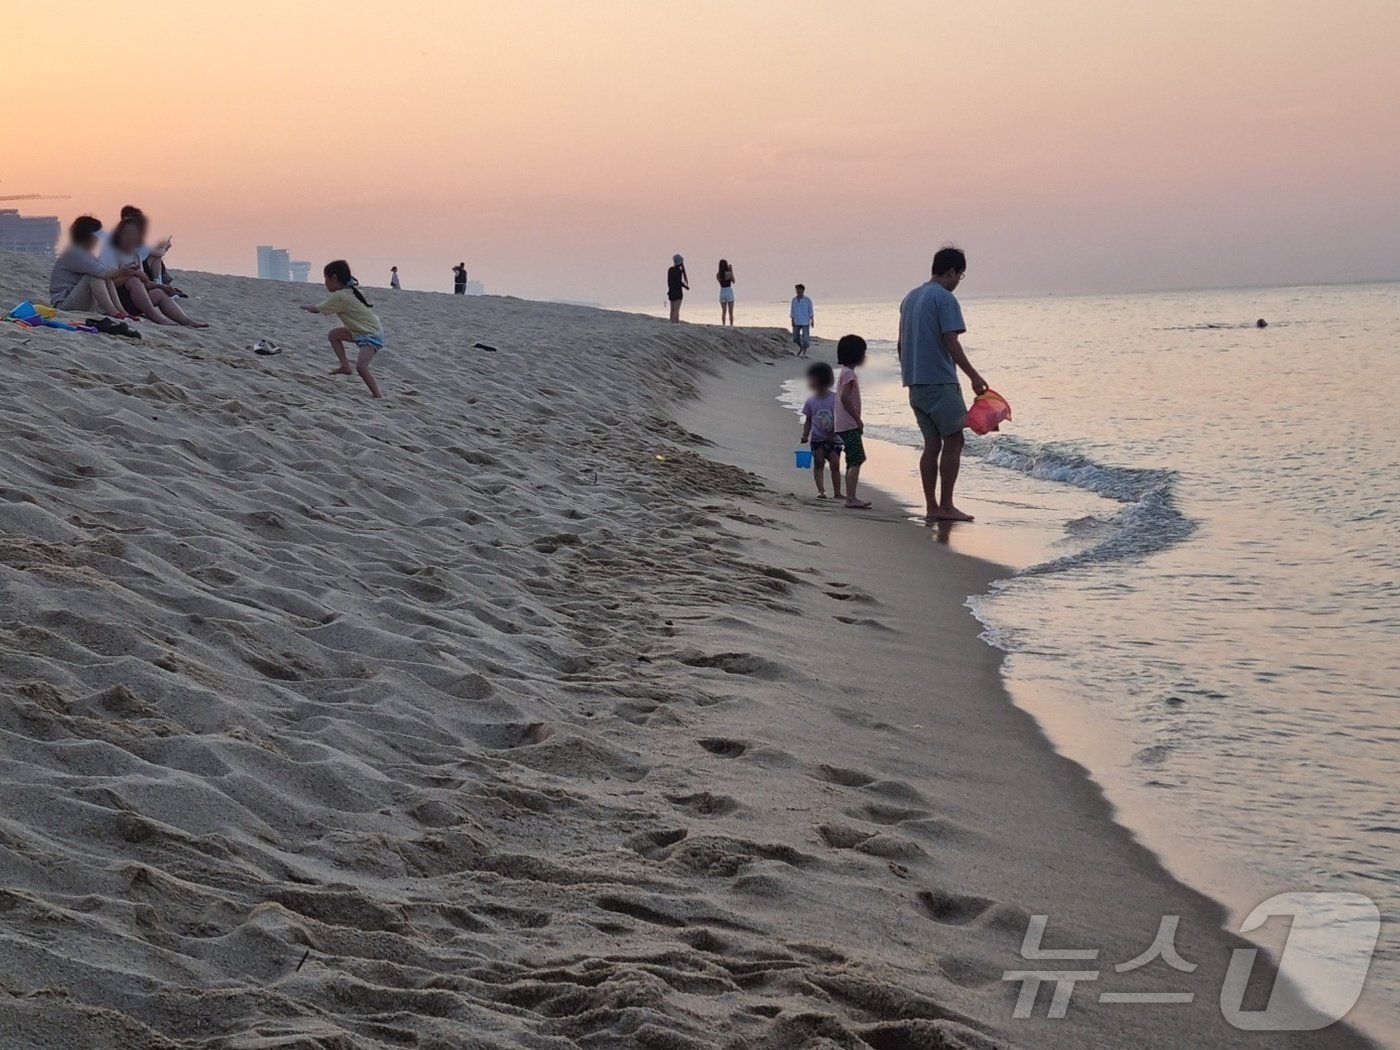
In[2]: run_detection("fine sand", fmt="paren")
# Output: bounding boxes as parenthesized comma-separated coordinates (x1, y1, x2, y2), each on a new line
(0, 252, 1376, 1049)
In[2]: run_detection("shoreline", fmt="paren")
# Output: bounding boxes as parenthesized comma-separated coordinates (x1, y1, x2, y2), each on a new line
(0, 250, 1379, 1048)
(673, 342, 1381, 1049)
(694, 331, 1396, 1047)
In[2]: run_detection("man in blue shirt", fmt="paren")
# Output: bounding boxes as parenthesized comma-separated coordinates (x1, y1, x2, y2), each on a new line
(897, 246, 988, 523)
(789, 284, 815, 357)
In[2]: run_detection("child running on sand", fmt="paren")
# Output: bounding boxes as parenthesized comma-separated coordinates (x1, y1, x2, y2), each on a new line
(301, 260, 384, 399)
(799, 362, 844, 500)
(834, 334, 871, 509)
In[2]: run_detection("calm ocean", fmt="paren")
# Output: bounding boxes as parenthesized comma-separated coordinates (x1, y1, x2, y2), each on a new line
(649, 283, 1399, 1035)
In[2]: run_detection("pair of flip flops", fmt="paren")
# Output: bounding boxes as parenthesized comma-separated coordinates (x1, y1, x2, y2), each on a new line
(88, 317, 142, 340)
(248, 339, 282, 356)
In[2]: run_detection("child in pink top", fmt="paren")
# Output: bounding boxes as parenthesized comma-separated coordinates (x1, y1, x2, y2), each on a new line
(834, 334, 870, 509)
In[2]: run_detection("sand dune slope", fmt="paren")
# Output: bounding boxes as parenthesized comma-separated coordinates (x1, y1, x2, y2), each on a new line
(4, 257, 1377, 1050)
(0, 257, 1015, 1049)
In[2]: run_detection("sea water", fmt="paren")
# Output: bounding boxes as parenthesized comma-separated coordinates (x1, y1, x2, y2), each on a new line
(736, 283, 1398, 1036)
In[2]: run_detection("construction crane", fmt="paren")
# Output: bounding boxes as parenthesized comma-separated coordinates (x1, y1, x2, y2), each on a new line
(0, 180, 71, 204)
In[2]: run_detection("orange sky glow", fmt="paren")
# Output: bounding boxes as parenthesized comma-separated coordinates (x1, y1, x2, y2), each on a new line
(4, 0, 1398, 301)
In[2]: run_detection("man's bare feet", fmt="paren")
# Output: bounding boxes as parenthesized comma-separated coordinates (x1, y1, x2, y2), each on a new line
(845, 499, 872, 509)
(935, 506, 975, 522)
(817, 491, 828, 499)
(186, 321, 210, 329)
(330, 366, 354, 376)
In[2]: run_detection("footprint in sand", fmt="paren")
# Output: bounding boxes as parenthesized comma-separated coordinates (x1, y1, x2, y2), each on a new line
(813, 763, 875, 787)
(463, 721, 555, 750)
(680, 652, 787, 679)
(624, 827, 689, 859)
(833, 614, 893, 631)
(666, 791, 740, 817)
(916, 888, 996, 926)
(817, 823, 924, 861)
(844, 803, 929, 826)
(613, 698, 685, 728)
(697, 737, 748, 758)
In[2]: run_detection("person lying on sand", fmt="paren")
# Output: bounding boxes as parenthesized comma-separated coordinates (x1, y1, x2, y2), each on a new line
(48, 215, 142, 319)
(301, 260, 384, 399)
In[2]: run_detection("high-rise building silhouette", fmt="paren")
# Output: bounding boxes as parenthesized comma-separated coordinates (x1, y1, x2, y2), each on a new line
(0, 210, 60, 254)
(255, 245, 292, 281)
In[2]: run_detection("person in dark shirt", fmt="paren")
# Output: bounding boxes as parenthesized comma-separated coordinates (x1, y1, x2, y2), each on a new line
(666, 254, 688, 323)
(452, 262, 467, 295)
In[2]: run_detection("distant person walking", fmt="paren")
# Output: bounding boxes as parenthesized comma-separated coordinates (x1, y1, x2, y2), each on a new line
(452, 262, 467, 295)
(897, 246, 988, 523)
(390, 266, 401, 290)
(790, 284, 814, 357)
(717, 258, 736, 325)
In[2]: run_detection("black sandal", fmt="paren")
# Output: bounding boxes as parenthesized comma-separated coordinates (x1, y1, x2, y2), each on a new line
(88, 317, 142, 340)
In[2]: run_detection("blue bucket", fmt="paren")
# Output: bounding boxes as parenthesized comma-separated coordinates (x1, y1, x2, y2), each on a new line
(794, 448, 813, 469)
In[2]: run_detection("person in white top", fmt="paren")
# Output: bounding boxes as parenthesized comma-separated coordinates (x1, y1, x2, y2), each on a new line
(98, 205, 174, 286)
(104, 214, 205, 326)
(390, 266, 401, 290)
(790, 284, 815, 357)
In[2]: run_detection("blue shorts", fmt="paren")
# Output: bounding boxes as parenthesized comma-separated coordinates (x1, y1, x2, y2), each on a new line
(809, 438, 842, 459)
(353, 333, 385, 351)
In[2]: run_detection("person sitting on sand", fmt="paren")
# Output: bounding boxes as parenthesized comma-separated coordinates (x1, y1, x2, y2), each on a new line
(800, 361, 843, 500)
(667, 254, 688, 323)
(897, 246, 988, 523)
(717, 258, 736, 325)
(48, 215, 141, 317)
(103, 215, 206, 327)
(95, 205, 172, 287)
(301, 260, 384, 399)
(790, 284, 814, 357)
(834, 334, 871, 509)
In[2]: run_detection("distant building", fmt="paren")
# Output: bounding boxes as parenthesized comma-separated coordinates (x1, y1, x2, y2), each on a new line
(255, 245, 292, 281)
(289, 260, 311, 283)
(464, 279, 485, 296)
(0, 210, 60, 255)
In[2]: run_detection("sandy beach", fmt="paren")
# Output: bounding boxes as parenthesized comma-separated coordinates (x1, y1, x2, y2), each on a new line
(0, 252, 1376, 1049)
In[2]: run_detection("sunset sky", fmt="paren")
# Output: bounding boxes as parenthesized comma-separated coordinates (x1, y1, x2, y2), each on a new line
(5, 0, 1398, 302)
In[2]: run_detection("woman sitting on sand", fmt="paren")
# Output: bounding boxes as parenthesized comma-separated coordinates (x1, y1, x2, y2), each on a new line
(103, 216, 206, 327)
(717, 259, 736, 325)
(48, 215, 140, 317)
